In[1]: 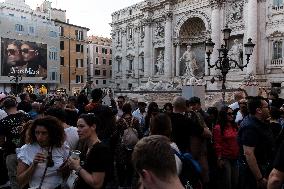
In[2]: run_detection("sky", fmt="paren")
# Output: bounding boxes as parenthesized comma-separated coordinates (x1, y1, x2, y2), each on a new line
(2, 0, 143, 37)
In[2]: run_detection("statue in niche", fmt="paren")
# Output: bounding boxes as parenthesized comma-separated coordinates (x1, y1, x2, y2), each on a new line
(180, 45, 198, 77)
(155, 23, 165, 38)
(228, 39, 243, 65)
(155, 50, 164, 75)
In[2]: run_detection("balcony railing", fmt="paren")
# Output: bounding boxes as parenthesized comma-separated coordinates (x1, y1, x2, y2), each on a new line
(271, 58, 283, 66)
(272, 5, 284, 11)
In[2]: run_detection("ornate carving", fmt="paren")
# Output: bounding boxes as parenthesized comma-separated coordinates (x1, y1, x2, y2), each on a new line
(126, 54, 135, 60)
(154, 22, 165, 38)
(174, 10, 211, 38)
(179, 17, 206, 38)
(164, 12, 173, 21)
(226, 1, 244, 24)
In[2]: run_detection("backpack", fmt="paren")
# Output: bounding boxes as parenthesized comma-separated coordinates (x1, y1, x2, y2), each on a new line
(173, 148, 202, 189)
(121, 118, 139, 150)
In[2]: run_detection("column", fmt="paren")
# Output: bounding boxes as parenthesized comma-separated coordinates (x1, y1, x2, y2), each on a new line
(164, 12, 173, 78)
(246, 0, 258, 75)
(210, 4, 221, 76)
(144, 19, 152, 78)
(175, 41, 181, 76)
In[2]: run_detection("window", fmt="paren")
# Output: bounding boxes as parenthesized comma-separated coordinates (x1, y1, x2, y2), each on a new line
(96, 58, 99, 65)
(50, 72, 57, 81)
(15, 24, 24, 32)
(105, 48, 108, 54)
(103, 80, 106, 84)
(76, 59, 83, 67)
(102, 48, 105, 54)
(95, 80, 98, 84)
(109, 60, 112, 65)
(60, 74, 62, 83)
(273, 0, 283, 7)
(29, 26, 34, 34)
(49, 31, 57, 38)
(110, 49, 112, 54)
(141, 57, 144, 71)
(75, 30, 84, 40)
(21, 16, 26, 19)
(273, 41, 282, 59)
(49, 51, 58, 61)
(110, 70, 112, 77)
(129, 9, 132, 15)
(103, 70, 106, 76)
(9, 13, 14, 17)
(129, 28, 133, 39)
(59, 26, 64, 36)
(75, 75, 84, 83)
(60, 56, 64, 66)
(49, 47, 58, 61)
(103, 59, 106, 64)
(128, 83, 132, 90)
(76, 44, 84, 53)
(96, 47, 99, 53)
(95, 70, 100, 75)
(118, 62, 121, 72)
(60, 41, 64, 50)
(129, 60, 133, 70)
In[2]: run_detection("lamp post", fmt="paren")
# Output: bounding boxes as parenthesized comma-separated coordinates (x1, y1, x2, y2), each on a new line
(205, 25, 255, 101)
(9, 67, 22, 95)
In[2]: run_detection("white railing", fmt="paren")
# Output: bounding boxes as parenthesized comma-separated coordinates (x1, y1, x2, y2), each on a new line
(271, 5, 284, 15)
(271, 58, 283, 66)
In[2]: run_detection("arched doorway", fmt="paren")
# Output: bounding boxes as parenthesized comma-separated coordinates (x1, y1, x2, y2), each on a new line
(178, 17, 207, 77)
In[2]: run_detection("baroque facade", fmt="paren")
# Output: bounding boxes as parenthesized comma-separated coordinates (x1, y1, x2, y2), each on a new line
(111, 0, 284, 92)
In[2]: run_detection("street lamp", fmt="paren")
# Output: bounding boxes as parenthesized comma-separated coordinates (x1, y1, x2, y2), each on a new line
(9, 67, 22, 95)
(205, 25, 255, 101)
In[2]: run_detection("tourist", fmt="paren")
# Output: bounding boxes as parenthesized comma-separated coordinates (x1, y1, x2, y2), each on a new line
(144, 102, 159, 136)
(116, 95, 125, 119)
(213, 106, 239, 189)
(17, 92, 32, 113)
(238, 96, 274, 189)
(114, 103, 142, 188)
(0, 98, 31, 189)
(132, 135, 185, 189)
(132, 101, 147, 128)
(268, 142, 284, 189)
(17, 116, 69, 189)
(163, 102, 173, 115)
(68, 113, 112, 189)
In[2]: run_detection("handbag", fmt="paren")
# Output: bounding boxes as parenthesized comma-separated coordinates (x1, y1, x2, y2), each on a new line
(66, 170, 78, 189)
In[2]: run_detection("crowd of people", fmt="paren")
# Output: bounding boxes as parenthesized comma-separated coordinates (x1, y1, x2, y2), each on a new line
(0, 88, 283, 189)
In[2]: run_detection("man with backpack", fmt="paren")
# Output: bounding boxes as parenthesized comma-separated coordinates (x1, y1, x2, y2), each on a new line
(114, 103, 143, 188)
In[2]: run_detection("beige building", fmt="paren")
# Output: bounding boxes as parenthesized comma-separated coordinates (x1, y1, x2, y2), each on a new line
(55, 20, 89, 95)
(88, 36, 112, 88)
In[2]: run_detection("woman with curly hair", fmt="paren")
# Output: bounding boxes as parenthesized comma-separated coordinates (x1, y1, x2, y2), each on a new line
(16, 116, 69, 189)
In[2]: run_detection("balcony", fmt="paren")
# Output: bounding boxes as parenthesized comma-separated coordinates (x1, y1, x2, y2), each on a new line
(271, 58, 283, 67)
(270, 5, 284, 16)
(266, 58, 284, 73)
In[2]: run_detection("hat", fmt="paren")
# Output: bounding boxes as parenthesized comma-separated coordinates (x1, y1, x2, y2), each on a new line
(188, 96, 201, 104)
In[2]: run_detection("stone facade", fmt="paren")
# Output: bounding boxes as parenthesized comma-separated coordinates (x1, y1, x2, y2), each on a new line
(111, 0, 284, 95)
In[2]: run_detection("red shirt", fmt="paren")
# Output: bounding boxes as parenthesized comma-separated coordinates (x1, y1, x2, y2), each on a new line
(213, 124, 239, 159)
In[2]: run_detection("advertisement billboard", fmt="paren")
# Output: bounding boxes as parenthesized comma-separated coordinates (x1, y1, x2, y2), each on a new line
(1, 38, 47, 79)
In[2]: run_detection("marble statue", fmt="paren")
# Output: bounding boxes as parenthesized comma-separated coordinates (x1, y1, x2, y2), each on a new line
(155, 51, 164, 75)
(180, 45, 198, 77)
(228, 39, 243, 64)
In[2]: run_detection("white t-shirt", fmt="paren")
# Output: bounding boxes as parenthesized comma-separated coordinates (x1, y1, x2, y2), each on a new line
(17, 143, 69, 189)
(229, 101, 239, 111)
(170, 142, 182, 175)
(64, 126, 79, 150)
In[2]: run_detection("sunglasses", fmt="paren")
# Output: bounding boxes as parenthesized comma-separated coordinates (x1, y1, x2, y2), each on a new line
(7, 49, 17, 55)
(21, 48, 35, 54)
